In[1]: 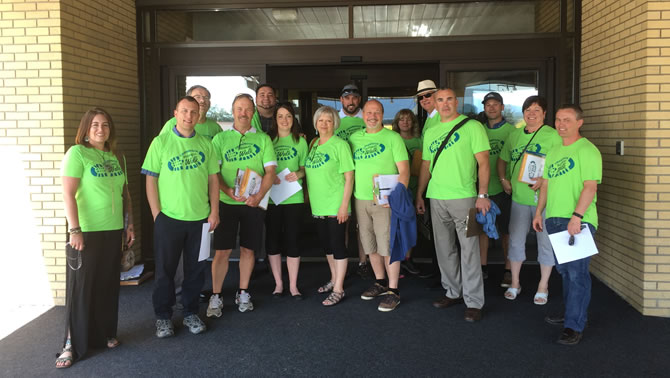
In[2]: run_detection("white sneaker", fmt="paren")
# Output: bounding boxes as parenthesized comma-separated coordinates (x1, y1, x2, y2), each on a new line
(182, 314, 206, 334)
(235, 291, 254, 313)
(206, 294, 223, 318)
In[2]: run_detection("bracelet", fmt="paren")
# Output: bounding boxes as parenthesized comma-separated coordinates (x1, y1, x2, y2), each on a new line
(500, 178, 507, 182)
(69, 227, 82, 234)
(572, 212, 583, 219)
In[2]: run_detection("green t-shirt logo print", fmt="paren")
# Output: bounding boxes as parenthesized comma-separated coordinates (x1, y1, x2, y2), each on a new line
(275, 145, 298, 161)
(489, 139, 505, 156)
(90, 161, 122, 177)
(511, 143, 542, 162)
(429, 132, 460, 154)
(167, 150, 205, 172)
(224, 143, 261, 162)
(353, 142, 386, 160)
(547, 157, 575, 178)
(305, 150, 330, 168)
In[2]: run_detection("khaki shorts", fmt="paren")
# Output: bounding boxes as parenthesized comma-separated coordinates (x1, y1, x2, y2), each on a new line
(355, 199, 391, 257)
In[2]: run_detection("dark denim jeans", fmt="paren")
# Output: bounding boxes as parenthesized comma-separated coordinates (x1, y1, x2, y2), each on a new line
(545, 217, 596, 333)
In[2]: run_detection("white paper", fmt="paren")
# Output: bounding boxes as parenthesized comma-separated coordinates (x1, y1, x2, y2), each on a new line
(373, 174, 400, 205)
(120, 264, 144, 281)
(519, 152, 545, 184)
(199, 223, 212, 262)
(548, 228, 599, 264)
(270, 168, 302, 205)
(258, 190, 271, 210)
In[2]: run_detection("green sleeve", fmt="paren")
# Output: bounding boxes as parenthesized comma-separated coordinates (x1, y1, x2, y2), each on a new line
(211, 133, 223, 163)
(62, 146, 84, 178)
(470, 122, 491, 155)
(582, 144, 602, 183)
(338, 141, 355, 174)
(422, 129, 434, 161)
(159, 117, 176, 136)
(298, 137, 308, 167)
(262, 134, 277, 165)
(205, 141, 219, 175)
(141, 137, 163, 174)
(251, 111, 261, 130)
(499, 129, 514, 163)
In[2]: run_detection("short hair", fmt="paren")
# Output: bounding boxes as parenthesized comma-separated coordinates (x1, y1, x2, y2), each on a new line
(522, 95, 548, 113)
(256, 83, 276, 94)
(75, 107, 117, 153)
(176, 95, 199, 109)
(312, 105, 341, 131)
(232, 93, 255, 108)
(557, 104, 584, 120)
(391, 109, 419, 137)
(269, 102, 302, 143)
(364, 99, 384, 114)
(186, 85, 210, 98)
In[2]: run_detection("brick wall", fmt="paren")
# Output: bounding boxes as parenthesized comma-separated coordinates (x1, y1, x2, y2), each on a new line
(0, 0, 139, 305)
(535, 0, 560, 33)
(582, 0, 670, 317)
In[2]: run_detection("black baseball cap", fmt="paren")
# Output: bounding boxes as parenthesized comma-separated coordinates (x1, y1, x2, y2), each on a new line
(341, 84, 361, 97)
(482, 92, 504, 105)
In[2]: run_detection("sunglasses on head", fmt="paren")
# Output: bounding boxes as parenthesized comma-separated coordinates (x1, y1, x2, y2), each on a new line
(417, 92, 433, 101)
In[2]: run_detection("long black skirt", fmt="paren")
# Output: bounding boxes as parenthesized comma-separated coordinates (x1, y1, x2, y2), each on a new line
(62, 229, 123, 361)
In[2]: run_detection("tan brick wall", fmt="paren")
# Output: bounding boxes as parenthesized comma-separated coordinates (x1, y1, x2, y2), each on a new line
(582, 0, 670, 317)
(0, 0, 139, 306)
(156, 10, 193, 43)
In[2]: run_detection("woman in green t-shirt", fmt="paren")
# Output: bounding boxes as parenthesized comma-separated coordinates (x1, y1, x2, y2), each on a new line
(391, 109, 422, 276)
(56, 108, 135, 369)
(305, 106, 354, 306)
(265, 103, 308, 299)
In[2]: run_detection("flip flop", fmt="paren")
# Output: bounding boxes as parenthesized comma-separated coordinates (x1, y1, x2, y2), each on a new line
(504, 287, 521, 300)
(534, 291, 549, 305)
(55, 348, 73, 369)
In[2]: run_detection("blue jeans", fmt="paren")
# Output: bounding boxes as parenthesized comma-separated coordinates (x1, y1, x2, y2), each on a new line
(545, 217, 596, 332)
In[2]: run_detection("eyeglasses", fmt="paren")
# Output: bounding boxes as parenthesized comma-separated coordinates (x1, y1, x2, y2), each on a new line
(193, 95, 210, 101)
(417, 92, 433, 101)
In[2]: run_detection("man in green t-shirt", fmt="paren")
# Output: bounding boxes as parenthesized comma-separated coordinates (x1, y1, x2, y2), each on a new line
(416, 80, 440, 137)
(250, 83, 277, 133)
(478, 92, 515, 286)
(350, 100, 409, 312)
(532, 105, 602, 346)
(208, 93, 277, 316)
(142, 96, 220, 338)
(159, 85, 223, 140)
(334, 83, 371, 278)
(416, 88, 491, 322)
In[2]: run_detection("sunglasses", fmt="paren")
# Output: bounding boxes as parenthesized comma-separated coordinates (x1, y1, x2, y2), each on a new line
(417, 92, 433, 101)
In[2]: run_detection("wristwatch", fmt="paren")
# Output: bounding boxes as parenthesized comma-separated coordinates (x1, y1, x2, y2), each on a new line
(478, 193, 489, 199)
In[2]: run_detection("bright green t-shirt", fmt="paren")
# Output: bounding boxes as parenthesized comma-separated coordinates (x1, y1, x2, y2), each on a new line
(350, 128, 409, 201)
(336, 116, 366, 142)
(304, 136, 354, 216)
(544, 138, 602, 228)
(420, 110, 440, 137)
(211, 127, 277, 205)
(499, 125, 562, 206)
(271, 135, 308, 205)
(62, 145, 125, 232)
(141, 132, 218, 221)
(423, 115, 490, 200)
(159, 117, 222, 140)
(485, 120, 515, 196)
(402, 136, 422, 197)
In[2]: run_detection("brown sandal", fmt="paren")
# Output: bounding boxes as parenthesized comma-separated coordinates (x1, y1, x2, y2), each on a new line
(317, 281, 334, 293)
(322, 291, 345, 306)
(55, 340, 73, 369)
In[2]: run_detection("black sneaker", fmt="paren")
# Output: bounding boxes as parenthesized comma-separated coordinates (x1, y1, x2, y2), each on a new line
(557, 328, 582, 345)
(500, 271, 512, 288)
(357, 262, 372, 279)
(401, 260, 420, 275)
(481, 266, 489, 280)
(545, 315, 565, 325)
(361, 283, 388, 300)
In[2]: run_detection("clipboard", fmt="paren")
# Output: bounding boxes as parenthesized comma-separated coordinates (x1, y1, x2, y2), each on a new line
(466, 208, 482, 237)
(372, 174, 399, 206)
(517, 152, 545, 184)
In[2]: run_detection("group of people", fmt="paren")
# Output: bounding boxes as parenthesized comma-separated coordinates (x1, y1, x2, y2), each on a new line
(56, 78, 602, 367)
